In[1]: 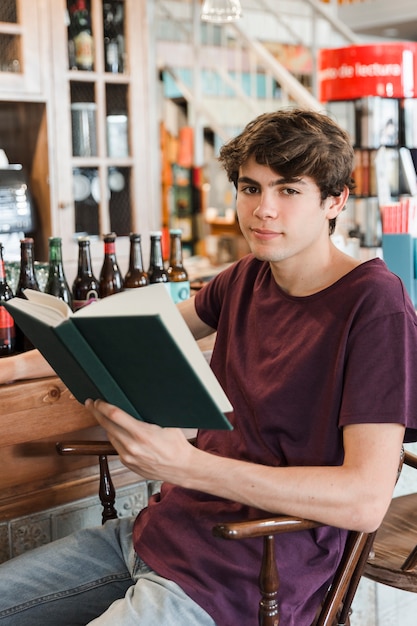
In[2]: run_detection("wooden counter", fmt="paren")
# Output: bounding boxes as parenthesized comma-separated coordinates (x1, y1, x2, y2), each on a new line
(0, 335, 214, 522)
(0, 376, 139, 521)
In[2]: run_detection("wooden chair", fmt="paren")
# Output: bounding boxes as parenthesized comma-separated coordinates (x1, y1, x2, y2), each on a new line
(56, 438, 387, 625)
(213, 518, 375, 626)
(363, 449, 417, 593)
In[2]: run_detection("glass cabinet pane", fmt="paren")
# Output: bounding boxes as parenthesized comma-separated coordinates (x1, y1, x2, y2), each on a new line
(108, 166, 131, 235)
(73, 167, 100, 235)
(0, 0, 20, 74)
(106, 83, 129, 157)
(0, 1, 17, 21)
(70, 82, 97, 157)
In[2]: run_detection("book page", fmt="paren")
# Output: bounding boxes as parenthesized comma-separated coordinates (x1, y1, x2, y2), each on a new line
(8, 291, 72, 326)
(24, 289, 72, 321)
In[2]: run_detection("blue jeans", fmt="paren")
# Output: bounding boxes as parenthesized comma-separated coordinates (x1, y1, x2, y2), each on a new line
(0, 516, 216, 626)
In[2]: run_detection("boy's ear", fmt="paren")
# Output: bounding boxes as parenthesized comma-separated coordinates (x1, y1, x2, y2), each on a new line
(327, 187, 350, 218)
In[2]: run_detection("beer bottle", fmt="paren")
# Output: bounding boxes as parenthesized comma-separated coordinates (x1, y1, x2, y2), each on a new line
(15, 238, 40, 351)
(0, 244, 16, 357)
(45, 237, 73, 309)
(147, 231, 169, 284)
(123, 233, 149, 289)
(72, 236, 100, 311)
(99, 232, 123, 298)
(167, 228, 190, 303)
(69, 0, 94, 71)
(16, 238, 40, 297)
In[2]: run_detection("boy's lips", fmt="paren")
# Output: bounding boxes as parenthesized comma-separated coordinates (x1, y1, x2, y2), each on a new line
(250, 227, 283, 239)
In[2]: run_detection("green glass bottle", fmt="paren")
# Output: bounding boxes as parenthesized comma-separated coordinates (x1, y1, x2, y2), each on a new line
(45, 237, 73, 310)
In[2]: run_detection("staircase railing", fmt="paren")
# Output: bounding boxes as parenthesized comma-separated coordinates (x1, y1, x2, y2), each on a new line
(156, 0, 360, 139)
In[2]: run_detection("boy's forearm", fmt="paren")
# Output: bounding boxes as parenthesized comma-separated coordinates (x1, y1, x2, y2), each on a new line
(0, 349, 55, 384)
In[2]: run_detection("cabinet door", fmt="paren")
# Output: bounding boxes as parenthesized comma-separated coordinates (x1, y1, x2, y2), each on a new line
(0, 0, 44, 95)
(49, 0, 160, 280)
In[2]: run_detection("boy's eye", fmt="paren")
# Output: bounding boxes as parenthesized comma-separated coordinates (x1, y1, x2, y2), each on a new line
(240, 186, 258, 194)
(282, 187, 299, 195)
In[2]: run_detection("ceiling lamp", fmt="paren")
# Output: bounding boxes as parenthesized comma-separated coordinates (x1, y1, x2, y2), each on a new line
(201, 0, 242, 23)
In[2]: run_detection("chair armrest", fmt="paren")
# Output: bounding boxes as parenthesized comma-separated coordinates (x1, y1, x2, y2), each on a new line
(213, 515, 320, 540)
(404, 450, 417, 470)
(56, 440, 118, 456)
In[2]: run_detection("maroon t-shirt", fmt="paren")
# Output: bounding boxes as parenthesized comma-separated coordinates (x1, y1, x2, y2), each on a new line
(133, 256, 417, 626)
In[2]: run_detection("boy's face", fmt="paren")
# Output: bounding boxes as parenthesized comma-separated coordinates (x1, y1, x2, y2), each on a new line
(236, 156, 343, 267)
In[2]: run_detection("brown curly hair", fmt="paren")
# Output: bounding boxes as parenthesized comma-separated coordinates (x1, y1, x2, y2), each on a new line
(218, 108, 355, 234)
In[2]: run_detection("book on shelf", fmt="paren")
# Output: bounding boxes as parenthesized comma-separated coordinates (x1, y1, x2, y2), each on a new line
(5, 284, 233, 430)
(399, 146, 417, 196)
(357, 97, 399, 149)
(403, 98, 417, 149)
(326, 100, 356, 145)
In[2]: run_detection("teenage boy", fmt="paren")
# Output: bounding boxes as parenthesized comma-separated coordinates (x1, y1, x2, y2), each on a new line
(0, 109, 416, 626)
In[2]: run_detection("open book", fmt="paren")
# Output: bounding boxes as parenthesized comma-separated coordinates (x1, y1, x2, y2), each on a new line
(5, 284, 233, 430)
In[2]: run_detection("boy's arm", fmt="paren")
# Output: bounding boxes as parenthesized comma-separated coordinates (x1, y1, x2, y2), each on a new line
(0, 349, 55, 384)
(87, 398, 405, 535)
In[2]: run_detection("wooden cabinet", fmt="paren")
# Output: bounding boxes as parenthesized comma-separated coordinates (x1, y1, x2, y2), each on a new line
(0, 0, 46, 96)
(0, 0, 160, 279)
(48, 0, 160, 279)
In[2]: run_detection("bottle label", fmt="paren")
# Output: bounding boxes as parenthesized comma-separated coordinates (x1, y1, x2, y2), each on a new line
(74, 31, 94, 68)
(0, 305, 15, 330)
(104, 242, 116, 255)
(73, 291, 99, 311)
(169, 281, 190, 304)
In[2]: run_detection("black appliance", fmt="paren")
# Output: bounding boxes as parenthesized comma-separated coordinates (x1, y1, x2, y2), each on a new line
(0, 165, 36, 234)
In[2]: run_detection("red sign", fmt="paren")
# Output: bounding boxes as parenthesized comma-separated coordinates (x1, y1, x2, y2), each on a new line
(318, 43, 417, 101)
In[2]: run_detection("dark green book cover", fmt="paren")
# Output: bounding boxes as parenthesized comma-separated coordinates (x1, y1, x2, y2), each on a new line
(5, 285, 233, 430)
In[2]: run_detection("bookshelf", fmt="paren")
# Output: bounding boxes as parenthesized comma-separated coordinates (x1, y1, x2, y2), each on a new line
(319, 43, 417, 252)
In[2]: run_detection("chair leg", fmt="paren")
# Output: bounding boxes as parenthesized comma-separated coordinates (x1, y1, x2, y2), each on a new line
(56, 442, 119, 525)
(98, 454, 118, 524)
(258, 535, 279, 626)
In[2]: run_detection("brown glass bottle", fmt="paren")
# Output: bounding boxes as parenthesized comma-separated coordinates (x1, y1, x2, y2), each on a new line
(45, 237, 73, 310)
(16, 238, 40, 298)
(123, 233, 149, 289)
(99, 232, 123, 298)
(15, 238, 40, 351)
(167, 228, 190, 303)
(72, 236, 100, 311)
(147, 231, 169, 284)
(0, 244, 16, 357)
